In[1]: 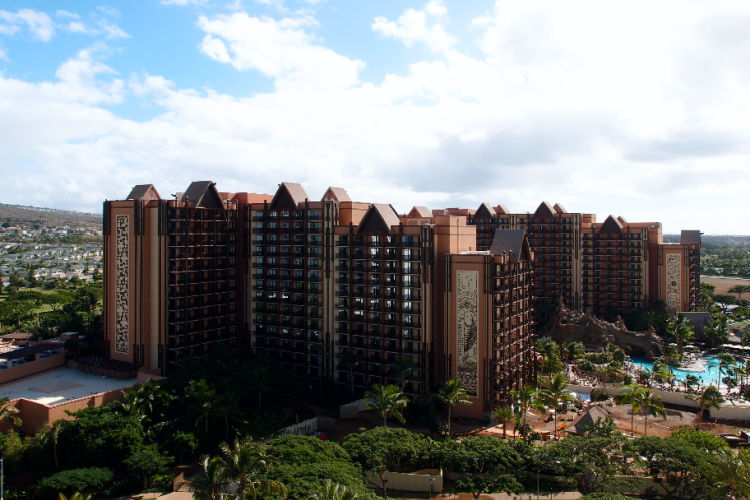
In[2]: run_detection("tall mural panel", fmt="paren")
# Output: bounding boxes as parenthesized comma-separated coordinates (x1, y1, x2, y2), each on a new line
(115, 215, 130, 354)
(456, 270, 479, 396)
(665, 252, 681, 312)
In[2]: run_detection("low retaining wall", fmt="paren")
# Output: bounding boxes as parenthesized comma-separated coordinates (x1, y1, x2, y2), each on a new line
(278, 416, 336, 436)
(569, 383, 750, 423)
(366, 468, 443, 493)
(340, 398, 368, 418)
(0, 353, 65, 385)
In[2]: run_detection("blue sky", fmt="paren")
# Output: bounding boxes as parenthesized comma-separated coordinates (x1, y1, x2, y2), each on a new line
(1, 0, 749, 234)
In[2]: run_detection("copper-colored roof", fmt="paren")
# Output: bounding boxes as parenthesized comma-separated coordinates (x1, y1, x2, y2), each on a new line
(322, 187, 351, 202)
(126, 184, 161, 201)
(489, 229, 528, 262)
(233, 193, 274, 204)
(495, 204, 510, 215)
(533, 201, 556, 218)
(358, 203, 401, 234)
(409, 206, 432, 218)
(475, 202, 495, 219)
(282, 182, 308, 205)
(680, 230, 702, 246)
(599, 215, 624, 233)
(553, 203, 568, 214)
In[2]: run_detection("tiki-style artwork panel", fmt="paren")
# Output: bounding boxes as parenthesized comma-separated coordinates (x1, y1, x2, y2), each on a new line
(665, 253, 681, 312)
(115, 215, 130, 354)
(456, 270, 479, 396)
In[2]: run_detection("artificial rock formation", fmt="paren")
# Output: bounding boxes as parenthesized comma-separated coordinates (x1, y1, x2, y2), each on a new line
(543, 305, 664, 360)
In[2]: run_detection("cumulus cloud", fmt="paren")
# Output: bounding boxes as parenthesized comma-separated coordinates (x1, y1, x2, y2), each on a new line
(0, 1, 749, 234)
(372, 0, 454, 53)
(0, 8, 55, 41)
(198, 13, 364, 89)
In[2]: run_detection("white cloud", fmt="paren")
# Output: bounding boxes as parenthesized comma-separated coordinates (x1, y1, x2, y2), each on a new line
(0, 1, 749, 234)
(0, 8, 55, 41)
(198, 13, 364, 89)
(372, 0, 454, 53)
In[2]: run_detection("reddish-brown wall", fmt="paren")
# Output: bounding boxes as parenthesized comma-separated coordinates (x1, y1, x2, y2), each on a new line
(0, 353, 65, 385)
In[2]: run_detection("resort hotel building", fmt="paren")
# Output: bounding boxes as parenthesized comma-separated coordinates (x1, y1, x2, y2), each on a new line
(102, 181, 698, 419)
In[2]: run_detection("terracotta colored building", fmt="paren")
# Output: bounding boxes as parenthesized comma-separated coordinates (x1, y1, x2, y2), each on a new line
(103, 182, 535, 417)
(465, 201, 700, 319)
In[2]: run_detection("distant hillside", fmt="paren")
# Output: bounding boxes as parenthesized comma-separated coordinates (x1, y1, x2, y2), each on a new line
(0, 203, 101, 229)
(664, 234, 750, 248)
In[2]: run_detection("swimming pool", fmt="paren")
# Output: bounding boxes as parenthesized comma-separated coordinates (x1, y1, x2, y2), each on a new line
(630, 356, 723, 387)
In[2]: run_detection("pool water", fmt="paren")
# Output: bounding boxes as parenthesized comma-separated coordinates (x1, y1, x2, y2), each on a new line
(630, 356, 723, 387)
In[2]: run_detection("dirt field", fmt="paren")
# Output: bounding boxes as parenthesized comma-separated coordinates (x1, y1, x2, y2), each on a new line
(476, 403, 749, 440)
(701, 275, 750, 296)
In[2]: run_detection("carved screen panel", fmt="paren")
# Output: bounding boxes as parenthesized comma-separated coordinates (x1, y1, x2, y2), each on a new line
(665, 253, 681, 312)
(115, 215, 130, 354)
(456, 270, 479, 397)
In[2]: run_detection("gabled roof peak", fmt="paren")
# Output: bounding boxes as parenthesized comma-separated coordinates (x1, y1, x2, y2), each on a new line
(475, 202, 495, 219)
(408, 206, 432, 218)
(126, 184, 161, 201)
(599, 215, 624, 233)
(358, 203, 401, 235)
(533, 201, 556, 218)
(322, 186, 351, 202)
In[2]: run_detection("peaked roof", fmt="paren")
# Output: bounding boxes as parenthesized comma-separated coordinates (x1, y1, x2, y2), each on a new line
(565, 405, 611, 435)
(182, 181, 223, 210)
(358, 203, 401, 234)
(553, 203, 568, 214)
(271, 182, 308, 210)
(489, 229, 529, 262)
(408, 206, 432, 218)
(475, 202, 495, 219)
(126, 184, 161, 201)
(533, 201, 556, 219)
(322, 186, 351, 202)
(680, 230, 701, 246)
(495, 204, 510, 215)
(599, 215, 624, 234)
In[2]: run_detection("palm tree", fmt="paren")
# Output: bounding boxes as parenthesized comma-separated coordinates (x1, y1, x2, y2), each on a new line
(617, 385, 646, 435)
(0, 397, 22, 427)
(545, 373, 572, 438)
(651, 361, 673, 387)
(57, 493, 92, 500)
(683, 374, 700, 394)
(185, 379, 216, 435)
(709, 449, 750, 498)
(311, 479, 359, 500)
(666, 313, 694, 359)
(704, 312, 730, 348)
(491, 405, 514, 439)
(364, 384, 409, 427)
(639, 387, 666, 436)
(690, 385, 724, 430)
(562, 341, 585, 365)
(435, 379, 471, 435)
(51, 419, 63, 468)
(217, 437, 282, 500)
(509, 385, 545, 441)
(716, 353, 736, 394)
(192, 455, 228, 500)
